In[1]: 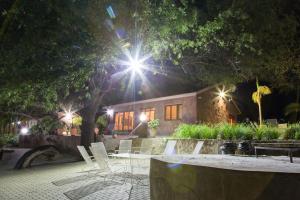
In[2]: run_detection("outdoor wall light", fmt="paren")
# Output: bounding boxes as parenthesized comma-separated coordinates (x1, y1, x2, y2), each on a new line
(218, 91, 226, 98)
(65, 112, 73, 121)
(20, 127, 29, 134)
(139, 113, 147, 122)
(106, 109, 114, 116)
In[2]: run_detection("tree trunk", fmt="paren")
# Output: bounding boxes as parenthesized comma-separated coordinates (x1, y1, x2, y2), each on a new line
(80, 106, 97, 148)
(258, 101, 262, 127)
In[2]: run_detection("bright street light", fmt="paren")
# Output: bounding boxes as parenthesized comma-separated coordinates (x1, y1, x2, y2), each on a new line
(20, 127, 29, 134)
(218, 91, 226, 98)
(106, 109, 114, 116)
(139, 113, 147, 122)
(128, 58, 144, 73)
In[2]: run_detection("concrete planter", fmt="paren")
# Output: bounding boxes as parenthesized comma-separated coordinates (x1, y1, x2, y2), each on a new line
(150, 157, 300, 200)
(149, 128, 157, 138)
(220, 141, 237, 154)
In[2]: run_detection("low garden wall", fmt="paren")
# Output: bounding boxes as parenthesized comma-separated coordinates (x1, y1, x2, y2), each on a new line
(150, 156, 300, 200)
(19, 135, 81, 155)
(18, 135, 300, 156)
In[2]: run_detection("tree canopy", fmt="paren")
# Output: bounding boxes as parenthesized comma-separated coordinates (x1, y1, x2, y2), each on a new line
(0, 0, 300, 144)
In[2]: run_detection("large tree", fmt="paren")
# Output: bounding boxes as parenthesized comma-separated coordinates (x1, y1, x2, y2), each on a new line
(1, 0, 300, 146)
(0, 0, 150, 146)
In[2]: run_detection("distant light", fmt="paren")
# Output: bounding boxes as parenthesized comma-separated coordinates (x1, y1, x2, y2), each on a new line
(11, 122, 15, 125)
(130, 59, 144, 72)
(139, 113, 147, 122)
(20, 127, 29, 134)
(106, 109, 114, 116)
(65, 112, 72, 120)
(17, 121, 21, 125)
(219, 91, 226, 98)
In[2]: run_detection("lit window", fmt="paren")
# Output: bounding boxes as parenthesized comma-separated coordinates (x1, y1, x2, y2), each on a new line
(141, 108, 155, 121)
(114, 111, 134, 131)
(165, 104, 182, 120)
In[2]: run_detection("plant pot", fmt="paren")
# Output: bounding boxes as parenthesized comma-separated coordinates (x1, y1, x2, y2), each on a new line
(57, 128, 65, 135)
(238, 141, 252, 155)
(71, 128, 77, 136)
(149, 128, 157, 138)
(220, 141, 237, 155)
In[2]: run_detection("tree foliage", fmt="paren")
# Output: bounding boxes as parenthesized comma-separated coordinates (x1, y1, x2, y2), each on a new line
(144, 0, 300, 89)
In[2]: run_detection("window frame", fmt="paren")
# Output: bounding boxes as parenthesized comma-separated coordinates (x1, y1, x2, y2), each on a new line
(164, 104, 183, 121)
(141, 107, 156, 121)
(113, 111, 134, 131)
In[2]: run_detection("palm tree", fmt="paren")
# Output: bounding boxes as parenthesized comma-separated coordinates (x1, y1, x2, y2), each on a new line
(252, 79, 271, 127)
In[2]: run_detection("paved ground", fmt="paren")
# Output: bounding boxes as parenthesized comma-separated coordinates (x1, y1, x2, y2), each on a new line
(0, 159, 150, 200)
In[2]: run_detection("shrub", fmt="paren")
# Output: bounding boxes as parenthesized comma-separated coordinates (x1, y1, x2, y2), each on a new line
(173, 124, 199, 139)
(234, 124, 254, 140)
(255, 126, 280, 140)
(215, 124, 253, 140)
(198, 125, 217, 139)
(174, 124, 218, 139)
(30, 116, 61, 135)
(283, 124, 300, 140)
(0, 134, 18, 147)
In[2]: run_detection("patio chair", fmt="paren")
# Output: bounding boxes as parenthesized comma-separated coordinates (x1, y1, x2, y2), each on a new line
(77, 146, 97, 171)
(90, 143, 127, 181)
(133, 139, 153, 155)
(163, 140, 177, 155)
(192, 141, 204, 155)
(116, 140, 132, 154)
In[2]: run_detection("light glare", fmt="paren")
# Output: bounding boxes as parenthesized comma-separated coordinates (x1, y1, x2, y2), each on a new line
(106, 109, 114, 116)
(20, 127, 29, 134)
(139, 113, 147, 122)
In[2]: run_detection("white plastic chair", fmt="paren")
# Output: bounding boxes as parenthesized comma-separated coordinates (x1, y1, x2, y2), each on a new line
(133, 139, 153, 155)
(163, 140, 177, 155)
(192, 141, 204, 155)
(117, 140, 132, 154)
(89, 143, 130, 188)
(77, 146, 97, 170)
(90, 142, 128, 174)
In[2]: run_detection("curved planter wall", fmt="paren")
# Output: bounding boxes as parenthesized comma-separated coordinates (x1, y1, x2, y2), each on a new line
(150, 157, 300, 200)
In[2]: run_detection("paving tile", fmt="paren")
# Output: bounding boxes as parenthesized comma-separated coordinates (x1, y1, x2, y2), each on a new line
(0, 159, 150, 200)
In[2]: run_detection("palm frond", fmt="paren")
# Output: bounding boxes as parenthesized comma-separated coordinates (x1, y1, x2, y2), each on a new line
(258, 86, 271, 95)
(285, 103, 300, 116)
(252, 91, 259, 103)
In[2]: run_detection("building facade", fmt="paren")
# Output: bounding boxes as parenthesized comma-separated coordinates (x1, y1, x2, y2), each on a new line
(105, 86, 240, 136)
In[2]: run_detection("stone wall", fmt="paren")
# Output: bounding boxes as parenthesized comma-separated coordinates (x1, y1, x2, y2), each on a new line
(104, 137, 222, 155)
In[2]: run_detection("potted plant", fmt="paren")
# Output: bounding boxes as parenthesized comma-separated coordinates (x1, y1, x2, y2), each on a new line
(148, 119, 160, 137)
(71, 116, 82, 136)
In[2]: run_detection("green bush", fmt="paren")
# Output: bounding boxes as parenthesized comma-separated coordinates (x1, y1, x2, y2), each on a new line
(215, 124, 254, 140)
(283, 124, 300, 140)
(172, 123, 300, 141)
(0, 134, 18, 147)
(174, 124, 218, 139)
(255, 126, 280, 140)
(30, 116, 62, 135)
(198, 125, 217, 139)
(173, 124, 200, 139)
